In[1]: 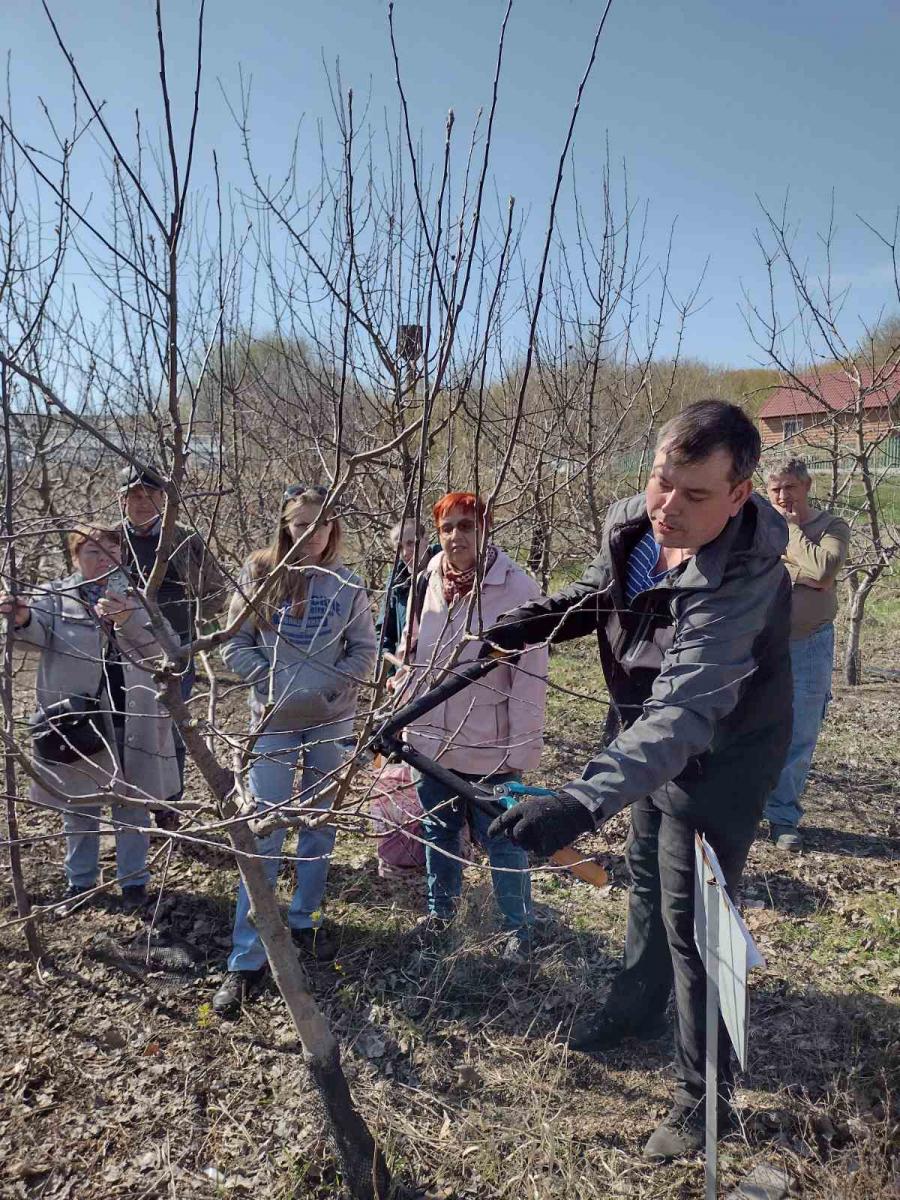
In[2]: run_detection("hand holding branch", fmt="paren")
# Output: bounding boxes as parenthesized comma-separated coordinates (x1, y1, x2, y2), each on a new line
(94, 590, 139, 627)
(0, 593, 30, 628)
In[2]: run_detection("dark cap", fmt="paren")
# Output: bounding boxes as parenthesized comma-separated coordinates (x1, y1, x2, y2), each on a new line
(118, 462, 166, 493)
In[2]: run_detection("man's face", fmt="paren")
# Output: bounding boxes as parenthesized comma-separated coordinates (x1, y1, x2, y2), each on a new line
(395, 523, 422, 567)
(767, 472, 811, 516)
(124, 484, 165, 528)
(645, 444, 752, 551)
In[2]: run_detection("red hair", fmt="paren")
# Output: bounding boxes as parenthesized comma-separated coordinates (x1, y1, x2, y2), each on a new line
(432, 492, 489, 527)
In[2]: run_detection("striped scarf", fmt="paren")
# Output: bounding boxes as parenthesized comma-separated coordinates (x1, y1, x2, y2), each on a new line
(79, 580, 106, 609)
(441, 545, 498, 607)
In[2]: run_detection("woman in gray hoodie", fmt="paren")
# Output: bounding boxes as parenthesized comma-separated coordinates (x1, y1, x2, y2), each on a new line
(214, 487, 376, 1016)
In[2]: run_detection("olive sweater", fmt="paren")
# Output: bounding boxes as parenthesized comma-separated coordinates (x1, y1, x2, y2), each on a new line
(783, 508, 851, 640)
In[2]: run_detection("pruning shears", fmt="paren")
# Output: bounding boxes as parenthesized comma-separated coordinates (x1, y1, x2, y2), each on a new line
(372, 653, 608, 889)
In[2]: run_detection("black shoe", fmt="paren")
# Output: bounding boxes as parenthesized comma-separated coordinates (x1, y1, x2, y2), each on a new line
(120, 885, 148, 912)
(643, 1101, 735, 1162)
(58, 884, 92, 915)
(292, 925, 338, 962)
(568, 1010, 669, 1053)
(154, 807, 181, 832)
(212, 966, 269, 1018)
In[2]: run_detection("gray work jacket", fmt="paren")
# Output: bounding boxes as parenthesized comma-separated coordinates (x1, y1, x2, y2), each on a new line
(10, 573, 180, 808)
(501, 493, 793, 825)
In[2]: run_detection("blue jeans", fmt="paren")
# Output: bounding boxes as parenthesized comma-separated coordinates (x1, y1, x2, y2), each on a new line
(63, 802, 151, 890)
(416, 771, 533, 932)
(228, 723, 351, 972)
(764, 623, 834, 830)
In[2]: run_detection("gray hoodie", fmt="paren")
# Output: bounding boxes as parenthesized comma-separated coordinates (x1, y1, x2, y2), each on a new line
(221, 562, 377, 732)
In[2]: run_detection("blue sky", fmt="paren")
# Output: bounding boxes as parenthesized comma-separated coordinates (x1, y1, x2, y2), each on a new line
(4, 0, 899, 366)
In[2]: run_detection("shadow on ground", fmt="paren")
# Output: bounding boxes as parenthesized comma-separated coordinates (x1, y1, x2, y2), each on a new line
(800, 825, 900, 860)
(740, 870, 832, 915)
(747, 978, 899, 1117)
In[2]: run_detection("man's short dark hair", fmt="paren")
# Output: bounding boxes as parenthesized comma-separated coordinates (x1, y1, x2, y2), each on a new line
(656, 400, 761, 482)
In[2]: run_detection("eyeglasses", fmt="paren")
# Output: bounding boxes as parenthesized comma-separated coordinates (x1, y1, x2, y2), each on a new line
(438, 518, 477, 534)
(283, 484, 329, 501)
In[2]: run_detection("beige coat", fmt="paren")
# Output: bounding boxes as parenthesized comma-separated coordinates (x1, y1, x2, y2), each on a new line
(399, 550, 549, 776)
(10, 573, 180, 808)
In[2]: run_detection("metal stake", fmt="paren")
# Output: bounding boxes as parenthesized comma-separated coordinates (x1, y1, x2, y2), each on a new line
(705, 874, 720, 1200)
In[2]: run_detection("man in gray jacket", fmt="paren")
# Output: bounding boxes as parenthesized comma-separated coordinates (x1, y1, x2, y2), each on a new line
(486, 400, 792, 1161)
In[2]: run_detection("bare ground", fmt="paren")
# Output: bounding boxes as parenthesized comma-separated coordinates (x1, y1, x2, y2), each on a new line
(1, 636, 898, 1199)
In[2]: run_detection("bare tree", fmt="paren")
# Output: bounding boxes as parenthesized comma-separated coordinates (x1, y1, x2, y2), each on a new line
(747, 198, 900, 683)
(0, 0, 721, 1192)
(0, 5, 395, 1194)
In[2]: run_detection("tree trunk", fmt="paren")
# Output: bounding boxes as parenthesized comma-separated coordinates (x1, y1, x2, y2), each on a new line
(2, 755, 42, 963)
(526, 454, 554, 591)
(228, 820, 390, 1199)
(844, 581, 865, 686)
(527, 503, 548, 579)
(1, 363, 44, 963)
(161, 679, 390, 1199)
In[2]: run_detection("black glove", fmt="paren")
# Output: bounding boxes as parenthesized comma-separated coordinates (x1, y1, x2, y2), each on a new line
(488, 791, 595, 856)
(479, 617, 529, 656)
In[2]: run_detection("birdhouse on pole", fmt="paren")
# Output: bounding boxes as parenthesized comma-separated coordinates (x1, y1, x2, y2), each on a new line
(396, 324, 423, 364)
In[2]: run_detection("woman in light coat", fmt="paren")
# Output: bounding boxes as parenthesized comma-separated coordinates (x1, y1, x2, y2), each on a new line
(396, 491, 548, 953)
(214, 486, 376, 1016)
(1, 524, 179, 909)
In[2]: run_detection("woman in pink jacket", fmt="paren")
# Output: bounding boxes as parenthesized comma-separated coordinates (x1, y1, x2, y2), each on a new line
(397, 492, 548, 953)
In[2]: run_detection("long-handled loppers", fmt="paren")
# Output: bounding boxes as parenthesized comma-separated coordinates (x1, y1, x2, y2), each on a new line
(372, 653, 608, 889)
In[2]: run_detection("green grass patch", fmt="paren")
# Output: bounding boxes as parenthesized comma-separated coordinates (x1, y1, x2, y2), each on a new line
(832, 478, 900, 526)
(865, 588, 900, 629)
(770, 893, 900, 976)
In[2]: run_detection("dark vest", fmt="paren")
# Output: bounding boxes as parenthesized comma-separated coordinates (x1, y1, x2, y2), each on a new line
(122, 524, 192, 646)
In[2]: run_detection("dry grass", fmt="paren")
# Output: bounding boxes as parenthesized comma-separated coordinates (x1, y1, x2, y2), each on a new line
(1, 620, 898, 1198)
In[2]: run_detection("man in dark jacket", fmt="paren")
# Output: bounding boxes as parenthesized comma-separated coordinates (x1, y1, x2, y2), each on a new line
(118, 463, 227, 822)
(485, 400, 792, 1161)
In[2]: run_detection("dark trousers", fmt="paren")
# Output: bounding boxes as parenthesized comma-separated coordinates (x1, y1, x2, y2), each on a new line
(603, 795, 762, 1111)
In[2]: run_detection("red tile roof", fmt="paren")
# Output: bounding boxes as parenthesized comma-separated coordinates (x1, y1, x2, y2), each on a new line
(759, 367, 900, 419)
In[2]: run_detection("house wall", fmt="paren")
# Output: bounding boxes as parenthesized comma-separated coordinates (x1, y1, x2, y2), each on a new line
(760, 407, 896, 453)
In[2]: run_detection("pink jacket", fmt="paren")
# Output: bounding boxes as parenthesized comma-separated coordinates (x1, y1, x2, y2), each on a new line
(399, 549, 549, 776)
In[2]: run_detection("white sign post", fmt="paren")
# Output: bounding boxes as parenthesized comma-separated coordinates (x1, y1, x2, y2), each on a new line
(694, 835, 765, 1200)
